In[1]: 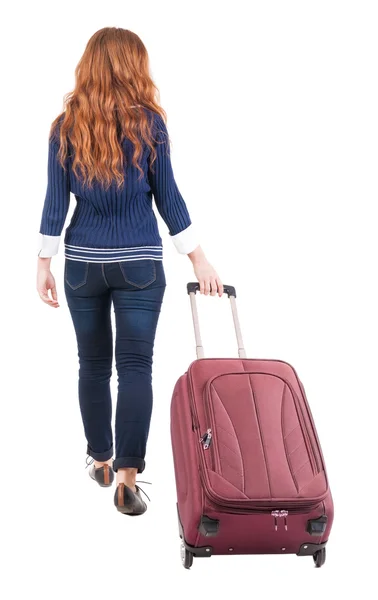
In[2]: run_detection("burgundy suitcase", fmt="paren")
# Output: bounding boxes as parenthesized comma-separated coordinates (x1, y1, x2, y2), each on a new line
(170, 282, 333, 569)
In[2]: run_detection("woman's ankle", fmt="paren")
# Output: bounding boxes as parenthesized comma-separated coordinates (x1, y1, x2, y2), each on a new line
(93, 458, 113, 468)
(116, 467, 137, 490)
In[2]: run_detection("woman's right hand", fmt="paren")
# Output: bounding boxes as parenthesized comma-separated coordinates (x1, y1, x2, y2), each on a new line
(37, 258, 59, 307)
(188, 246, 224, 296)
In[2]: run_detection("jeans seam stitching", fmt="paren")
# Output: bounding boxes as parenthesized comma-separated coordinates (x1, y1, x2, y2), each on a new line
(101, 263, 110, 288)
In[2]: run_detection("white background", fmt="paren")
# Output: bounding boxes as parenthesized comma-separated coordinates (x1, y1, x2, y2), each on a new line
(2, 1, 377, 597)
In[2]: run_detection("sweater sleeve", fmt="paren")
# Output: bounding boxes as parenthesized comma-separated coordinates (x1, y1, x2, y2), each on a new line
(38, 135, 70, 257)
(148, 113, 199, 254)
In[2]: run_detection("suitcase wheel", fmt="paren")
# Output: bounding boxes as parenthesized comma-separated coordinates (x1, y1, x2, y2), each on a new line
(180, 541, 194, 569)
(313, 547, 326, 568)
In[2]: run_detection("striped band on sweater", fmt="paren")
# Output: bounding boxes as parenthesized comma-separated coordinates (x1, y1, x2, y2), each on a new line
(64, 244, 163, 262)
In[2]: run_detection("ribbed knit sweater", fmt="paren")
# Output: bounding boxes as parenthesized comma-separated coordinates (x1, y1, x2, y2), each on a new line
(38, 107, 198, 261)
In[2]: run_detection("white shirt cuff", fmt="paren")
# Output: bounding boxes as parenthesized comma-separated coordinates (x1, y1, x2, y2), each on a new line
(38, 234, 61, 257)
(171, 224, 199, 254)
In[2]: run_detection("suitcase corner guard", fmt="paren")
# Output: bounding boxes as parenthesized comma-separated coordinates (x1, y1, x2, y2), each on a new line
(306, 515, 328, 536)
(198, 515, 220, 537)
(180, 538, 214, 558)
(296, 541, 328, 556)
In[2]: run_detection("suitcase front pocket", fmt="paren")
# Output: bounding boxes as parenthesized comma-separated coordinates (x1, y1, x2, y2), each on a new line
(201, 372, 325, 509)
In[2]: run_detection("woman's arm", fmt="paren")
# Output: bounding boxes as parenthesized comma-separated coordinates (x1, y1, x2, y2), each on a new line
(37, 133, 70, 307)
(148, 114, 223, 296)
(39, 134, 71, 256)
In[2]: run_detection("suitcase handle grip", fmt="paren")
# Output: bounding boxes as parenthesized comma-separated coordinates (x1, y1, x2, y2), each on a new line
(187, 282, 237, 298)
(187, 282, 246, 359)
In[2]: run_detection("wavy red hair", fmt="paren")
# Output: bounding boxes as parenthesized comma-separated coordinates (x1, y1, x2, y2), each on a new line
(50, 27, 167, 189)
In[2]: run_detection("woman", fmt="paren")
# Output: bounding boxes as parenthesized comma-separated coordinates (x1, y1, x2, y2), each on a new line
(36, 27, 223, 516)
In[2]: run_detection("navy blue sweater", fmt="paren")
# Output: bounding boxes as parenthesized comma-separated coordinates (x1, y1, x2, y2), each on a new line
(38, 108, 198, 261)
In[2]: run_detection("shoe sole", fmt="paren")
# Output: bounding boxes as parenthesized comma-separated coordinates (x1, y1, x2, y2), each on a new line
(116, 506, 146, 516)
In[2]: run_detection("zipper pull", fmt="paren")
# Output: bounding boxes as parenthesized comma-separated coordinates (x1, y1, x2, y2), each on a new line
(271, 510, 279, 531)
(200, 428, 212, 449)
(271, 510, 289, 531)
(280, 510, 289, 530)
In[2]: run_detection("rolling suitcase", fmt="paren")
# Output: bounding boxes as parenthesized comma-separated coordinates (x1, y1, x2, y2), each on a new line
(170, 282, 333, 569)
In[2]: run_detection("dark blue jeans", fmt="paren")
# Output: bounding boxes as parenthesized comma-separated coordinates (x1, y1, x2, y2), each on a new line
(64, 258, 166, 473)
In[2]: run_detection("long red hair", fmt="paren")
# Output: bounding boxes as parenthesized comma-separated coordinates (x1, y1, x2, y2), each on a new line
(50, 27, 167, 189)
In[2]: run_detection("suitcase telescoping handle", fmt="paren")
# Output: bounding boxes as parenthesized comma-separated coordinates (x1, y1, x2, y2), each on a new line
(187, 282, 247, 359)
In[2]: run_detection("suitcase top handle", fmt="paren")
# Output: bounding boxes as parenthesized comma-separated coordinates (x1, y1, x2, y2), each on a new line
(186, 282, 246, 359)
(187, 282, 237, 298)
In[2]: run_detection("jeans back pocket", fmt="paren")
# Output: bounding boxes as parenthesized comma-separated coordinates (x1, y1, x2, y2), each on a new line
(119, 259, 157, 289)
(65, 260, 89, 290)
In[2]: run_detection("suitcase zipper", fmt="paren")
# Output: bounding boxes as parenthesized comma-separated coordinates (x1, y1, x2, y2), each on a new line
(271, 510, 288, 531)
(188, 369, 200, 431)
(198, 462, 322, 514)
(200, 428, 212, 450)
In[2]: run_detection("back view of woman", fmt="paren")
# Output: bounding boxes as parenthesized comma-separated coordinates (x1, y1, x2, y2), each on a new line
(36, 27, 223, 516)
